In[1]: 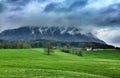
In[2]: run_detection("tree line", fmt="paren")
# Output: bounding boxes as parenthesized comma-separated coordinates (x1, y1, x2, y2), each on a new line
(0, 40, 31, 49)
(0, 39, 115, 49)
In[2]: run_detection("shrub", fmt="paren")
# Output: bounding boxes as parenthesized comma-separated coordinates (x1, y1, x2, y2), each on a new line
(61, 49, 70, 53)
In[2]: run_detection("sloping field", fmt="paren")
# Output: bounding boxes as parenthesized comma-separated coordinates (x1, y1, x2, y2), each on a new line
(0, 49, 120, 78)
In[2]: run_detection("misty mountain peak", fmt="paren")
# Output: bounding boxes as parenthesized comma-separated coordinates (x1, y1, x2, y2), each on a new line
(0, 26, 105, 44)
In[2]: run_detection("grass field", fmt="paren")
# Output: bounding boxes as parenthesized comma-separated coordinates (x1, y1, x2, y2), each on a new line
(0, 49, 120, 78)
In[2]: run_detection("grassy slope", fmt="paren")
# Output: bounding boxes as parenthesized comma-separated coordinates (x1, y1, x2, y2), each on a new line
(0, 49, 120, 78)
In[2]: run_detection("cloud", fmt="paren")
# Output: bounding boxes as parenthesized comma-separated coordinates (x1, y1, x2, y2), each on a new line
(0, 2, 5, 13)
(44, 3, 58, 12)
(5, 0, 31, 5)
(44, 0, 88, 12)
(97, 27, 120, 47)
(0, 0, 119, 27)
(0, 0, 120, 47)
(94, 3, 120, 26)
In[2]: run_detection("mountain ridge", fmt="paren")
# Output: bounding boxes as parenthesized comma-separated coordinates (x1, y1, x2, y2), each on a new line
(0, 26, 105, 44)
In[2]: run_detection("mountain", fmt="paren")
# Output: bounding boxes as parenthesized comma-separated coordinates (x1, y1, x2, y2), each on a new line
(0, 26, 105, 44)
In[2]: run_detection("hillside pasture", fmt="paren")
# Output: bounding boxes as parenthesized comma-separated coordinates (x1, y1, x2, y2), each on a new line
(0, 49, 120, 78)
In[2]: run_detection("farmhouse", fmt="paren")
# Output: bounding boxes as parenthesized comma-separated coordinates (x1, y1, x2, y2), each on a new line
(85, 47, 93, 51)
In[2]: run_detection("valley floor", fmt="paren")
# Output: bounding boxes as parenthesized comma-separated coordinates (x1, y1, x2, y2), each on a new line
(0, 49, 120, 78)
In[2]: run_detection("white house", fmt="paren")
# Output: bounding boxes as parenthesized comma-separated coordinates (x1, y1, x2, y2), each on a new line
(85, 47, 93, 51)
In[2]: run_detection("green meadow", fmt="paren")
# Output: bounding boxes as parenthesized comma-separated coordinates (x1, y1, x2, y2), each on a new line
(0, 49, 120, 78)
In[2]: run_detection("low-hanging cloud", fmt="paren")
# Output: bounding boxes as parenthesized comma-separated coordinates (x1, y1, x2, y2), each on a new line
(0, 0, 120, 47)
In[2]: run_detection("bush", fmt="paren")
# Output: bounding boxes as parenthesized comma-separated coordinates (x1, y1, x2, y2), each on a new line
(61, 49, 70, 53)
(76, 51, 83, 56)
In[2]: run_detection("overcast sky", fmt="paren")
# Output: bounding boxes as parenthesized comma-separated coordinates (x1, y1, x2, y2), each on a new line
(0, 0, 120, 47)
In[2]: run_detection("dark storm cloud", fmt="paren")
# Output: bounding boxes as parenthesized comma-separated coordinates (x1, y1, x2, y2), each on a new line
(44, 3, 58, 12)
(0, 3, 5, 13)
(5, 0, 46, 5)
(1, 0, 46, 12)
(0, 0, 119, 27)
(96, 3, 120, 26)
(70, 0, 88, 9)
(10, 6, 23, 11)
(0, 0, 120, 46)
(44, 0, 88, 12)
(3, 0, 31, 11)
(43, 0, 120, 27)
(5, 0, 31, 6)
